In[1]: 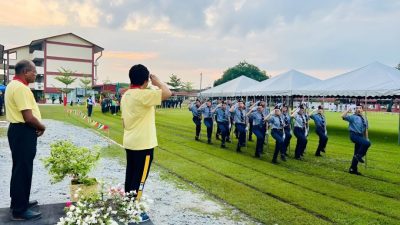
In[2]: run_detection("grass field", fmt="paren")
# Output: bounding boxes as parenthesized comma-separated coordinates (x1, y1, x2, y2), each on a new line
(38, 105, 400, 225)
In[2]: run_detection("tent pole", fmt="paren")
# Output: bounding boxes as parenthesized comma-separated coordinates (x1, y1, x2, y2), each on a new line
(398, 108, 400, 145)
(364, 94, 368, 168)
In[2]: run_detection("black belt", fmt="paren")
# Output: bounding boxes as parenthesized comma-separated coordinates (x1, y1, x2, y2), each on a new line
(272, 128, 283, 131)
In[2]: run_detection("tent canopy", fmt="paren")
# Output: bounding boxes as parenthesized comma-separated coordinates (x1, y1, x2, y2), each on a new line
(200, 75, 259, 97)
(298, 62, 400, 97)
(243, 69, 320, 96)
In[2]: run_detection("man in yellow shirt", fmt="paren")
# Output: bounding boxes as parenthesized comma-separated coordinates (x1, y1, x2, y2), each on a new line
(121, 64, 171, 222)
(5, 60, 46, 221)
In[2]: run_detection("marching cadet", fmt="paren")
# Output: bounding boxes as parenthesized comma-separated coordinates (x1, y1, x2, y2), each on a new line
(188, 99, 202, 141)
(260, 100, 270, 143)
(198, 99, 214, 144)
(309, 105, 328, 156)
(342, 104, 371, 175)
(246, 100, 254, 142)
(230, 100, 247, 152)
(291, 105, 308, 160)
(246, 102, 265, 158)
(265, 106, 287, 163)
(213, 101, 231, 148)
(281, 105, 292, 156)
(215, 99, 222, 140)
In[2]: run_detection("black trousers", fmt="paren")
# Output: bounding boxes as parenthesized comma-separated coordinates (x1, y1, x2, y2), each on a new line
(125, 149, 153, 200)
(192, 116, 201, 137)
(349, 132, 371, 171)
(248, 118, 253, 140)
(294, 127, 308, 158)
(271, 129, 285, 160)
(8, 123, 37, 215)
(87, 105, 93, 117)
(315, 127, 328, 155)
(203, 118, 213, 140)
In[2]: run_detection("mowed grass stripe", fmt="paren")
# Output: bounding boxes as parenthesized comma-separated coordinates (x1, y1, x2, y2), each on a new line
(155, 147, 332, 225)
(155, 131, 400, 224)
(154, 124, 400, 219)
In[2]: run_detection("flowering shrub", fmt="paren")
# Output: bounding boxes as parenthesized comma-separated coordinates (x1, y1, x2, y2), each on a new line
(57, 184, 149, 225)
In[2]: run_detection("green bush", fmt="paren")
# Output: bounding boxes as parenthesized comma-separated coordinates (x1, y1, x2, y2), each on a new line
(42, 140, 100, 185)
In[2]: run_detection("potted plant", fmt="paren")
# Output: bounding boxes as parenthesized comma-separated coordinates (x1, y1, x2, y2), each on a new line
(42, 140, 100, 202)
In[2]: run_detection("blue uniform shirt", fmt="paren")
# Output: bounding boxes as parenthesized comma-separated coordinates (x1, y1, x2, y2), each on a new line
(343, 114, 368, 134)
(293, 113, 307, 128)
(200, 106, 213, 118)
(233, 108, 246, 124)
(189, 104, 201, 117)
(282, 113, 291, 129)
(215, 107, 230, 123)
(310, 113, 326, 129)
(249, 111, 264, 126)
(269, 115, 284, 129)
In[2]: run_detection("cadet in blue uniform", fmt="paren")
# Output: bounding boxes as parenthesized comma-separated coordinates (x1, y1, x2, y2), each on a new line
(342, 104, 371, 175)
(246, 100, 254, 141)
(260, 100, 270, 144)
(291, 105, 308, 160)
(230, 100, 247, 152)
(246, 103, 265, 158)
(215, 99, 222, 140)
(188, 99, 202, 140)
(213, 101, 231, 148)
(198, 99, 214, 144)
(310, 105, 328, 156)
(266, 106, 287, 163)
(281, 105, 292, 156)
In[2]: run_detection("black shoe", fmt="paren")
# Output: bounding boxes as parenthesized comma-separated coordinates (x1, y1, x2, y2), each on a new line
(272, 158, 278, 164)
(285, 153, 289, 157)
(355, 155, 365, 163)
(11, 209, 41, 221)
(236, 145, 242, 152)
(226, 139, 232, 143)
(315, 153, 322, 157)
(207, 139, 212, 144)
(281, 155, 287, 161)
(294, 157, 302, 160)
(321, 149, 326, 153)
(195, 136, 199, 141)
(221, 144, 226, 148)
(248, 138, 253, 142)
(349, 168, 362, 175)
(216, 135, 221, 140)
(10, 200, 38, 212)
(255, 154, 261, 158)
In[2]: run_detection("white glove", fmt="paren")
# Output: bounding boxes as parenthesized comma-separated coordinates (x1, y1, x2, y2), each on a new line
(229, 124, 231, 129)
(245, 127, 248, 132)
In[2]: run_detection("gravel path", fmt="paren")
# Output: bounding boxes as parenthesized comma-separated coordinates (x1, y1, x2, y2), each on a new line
(0, 119, 257, 225)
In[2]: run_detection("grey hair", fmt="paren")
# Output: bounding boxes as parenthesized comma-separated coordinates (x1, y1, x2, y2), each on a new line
(15, 60, 34, 75)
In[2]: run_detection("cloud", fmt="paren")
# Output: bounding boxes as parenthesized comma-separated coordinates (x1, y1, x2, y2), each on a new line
(103, 51, 159, 61)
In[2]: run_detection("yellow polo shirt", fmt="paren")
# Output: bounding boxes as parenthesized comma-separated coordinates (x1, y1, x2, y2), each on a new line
(121, 88, 162, 150)
(5, 80, 41, 123)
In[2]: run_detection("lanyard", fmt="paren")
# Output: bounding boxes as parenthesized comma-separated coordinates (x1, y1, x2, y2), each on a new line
(13, 77, 28, 86)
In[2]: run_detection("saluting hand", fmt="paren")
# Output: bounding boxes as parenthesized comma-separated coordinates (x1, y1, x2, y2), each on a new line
(150, 74, 162, 87)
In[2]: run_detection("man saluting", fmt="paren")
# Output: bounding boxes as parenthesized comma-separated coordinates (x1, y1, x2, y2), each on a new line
(342, 104, 371, 175)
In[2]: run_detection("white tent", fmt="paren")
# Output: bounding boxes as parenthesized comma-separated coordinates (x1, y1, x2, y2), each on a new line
(243, 69, 321, 96)
(200, 75, 260, 97)
(298, 62, 400, 97)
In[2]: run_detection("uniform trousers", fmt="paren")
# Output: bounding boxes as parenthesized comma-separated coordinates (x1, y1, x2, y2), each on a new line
(192, 116, 201, 137)
(271, 128, 285, 160)
(8, 123, 37, 215)
(293, 127, 308, 158)
(248, 118, 253, 140)
(235, 123, 246, 146)
(203, 118, 213, 140)
(252, 125, 265, 156)
(87, 105, 93, 117)
(283, 126, 292, 152)
(349, 132, 371, 171)
(315, 127, 328, 155)
(217, 121, 229, 144)
(125, 149, 153, 200)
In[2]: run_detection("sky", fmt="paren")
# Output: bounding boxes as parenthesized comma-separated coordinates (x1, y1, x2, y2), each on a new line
(1, 0, 400, 89)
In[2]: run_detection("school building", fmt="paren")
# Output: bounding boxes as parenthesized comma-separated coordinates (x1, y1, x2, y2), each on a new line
(3, 33, 103, 103)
